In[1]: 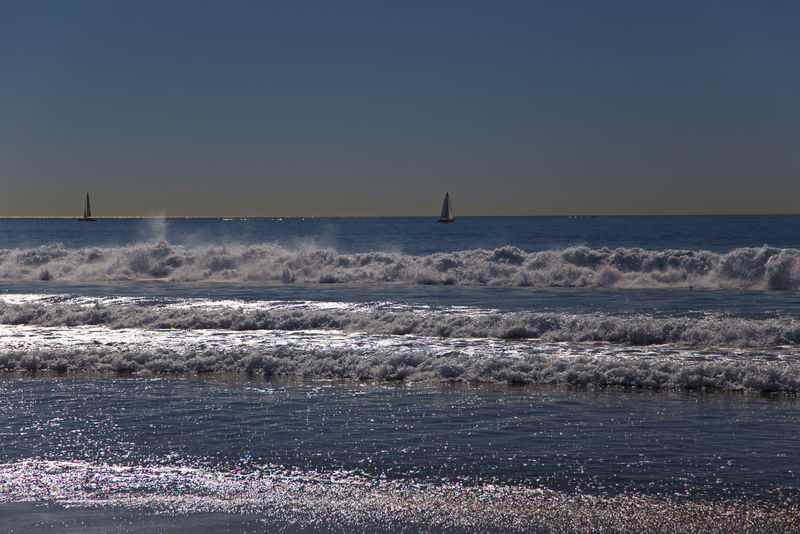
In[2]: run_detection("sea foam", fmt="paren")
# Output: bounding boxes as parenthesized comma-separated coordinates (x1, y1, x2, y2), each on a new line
(2, 297, 800, 392)
(2, 243, 800, 289)
(2, 295, 800, 348)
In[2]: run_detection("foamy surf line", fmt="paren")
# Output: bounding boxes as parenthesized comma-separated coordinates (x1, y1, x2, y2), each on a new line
(2, 323, 800, 391)
(4, 294, 800, 349)
(0, 460, 795, 533)
(3, 243, 800, 289)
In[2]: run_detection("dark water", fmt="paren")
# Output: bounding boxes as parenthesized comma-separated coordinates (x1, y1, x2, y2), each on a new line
(2, 214, 800, 252)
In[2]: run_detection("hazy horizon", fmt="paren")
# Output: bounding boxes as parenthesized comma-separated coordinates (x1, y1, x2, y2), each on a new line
(2, 2, 798, 217)
(7, 208, 800, 218)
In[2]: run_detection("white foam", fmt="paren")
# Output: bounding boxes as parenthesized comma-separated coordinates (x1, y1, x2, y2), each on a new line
(1, 295, 799, 349)
(3, 295, 800, 391)
(1, 319, 799, 391)
(2, 243, 800, 289)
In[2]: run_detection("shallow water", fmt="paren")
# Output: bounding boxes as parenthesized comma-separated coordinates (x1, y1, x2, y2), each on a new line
(3, 377, 798, 499)
(1, 378, 798, 532)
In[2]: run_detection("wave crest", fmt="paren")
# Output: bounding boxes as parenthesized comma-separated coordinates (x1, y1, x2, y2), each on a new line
(3, 297, 800, 348)
(3, 296, 800, 391)
(2, 342, 799, 392)
(2, 243, 800, 289)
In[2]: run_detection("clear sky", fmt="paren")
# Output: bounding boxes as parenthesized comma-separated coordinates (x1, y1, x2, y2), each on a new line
(1, 1, 798, 216)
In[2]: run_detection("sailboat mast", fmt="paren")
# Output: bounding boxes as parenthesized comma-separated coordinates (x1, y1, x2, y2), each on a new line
(441, 193, 450, 219)
(79, 192, 96, 221)
(437, 192, 454, 223)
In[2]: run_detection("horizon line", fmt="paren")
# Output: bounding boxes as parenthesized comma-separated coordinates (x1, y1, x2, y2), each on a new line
(2, 212, 800, 219)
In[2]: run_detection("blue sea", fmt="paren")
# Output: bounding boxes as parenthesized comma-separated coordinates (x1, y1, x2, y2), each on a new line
(1, 215, 799, 532)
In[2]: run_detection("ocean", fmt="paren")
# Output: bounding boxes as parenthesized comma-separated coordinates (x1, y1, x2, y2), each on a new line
(1, 215, 799, 532)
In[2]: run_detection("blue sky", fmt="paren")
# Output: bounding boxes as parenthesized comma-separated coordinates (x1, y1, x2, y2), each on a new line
(1, 1, 798, 216)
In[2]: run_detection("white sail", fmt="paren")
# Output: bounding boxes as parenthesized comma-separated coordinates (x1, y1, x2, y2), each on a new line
(437, 192, 454, 223)
(79, 192, 96, 221)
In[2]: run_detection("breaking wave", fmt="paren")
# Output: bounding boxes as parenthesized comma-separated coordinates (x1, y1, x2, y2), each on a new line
(2, 341, 799, 392)
(3, 297, 800, 392)
(3, 243, 800, 289)
(3, 295, 800, 349)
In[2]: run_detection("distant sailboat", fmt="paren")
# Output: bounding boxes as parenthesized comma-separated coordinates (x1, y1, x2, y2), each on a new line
(437, 192, 454, 223)
(78, 193, 96, 221)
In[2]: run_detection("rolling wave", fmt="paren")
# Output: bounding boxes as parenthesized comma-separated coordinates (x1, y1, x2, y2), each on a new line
(2, 296, 800, 391)
(2, 243, 800, 289)
(2, 295, 800, 348)
(1, 331, 798, 392)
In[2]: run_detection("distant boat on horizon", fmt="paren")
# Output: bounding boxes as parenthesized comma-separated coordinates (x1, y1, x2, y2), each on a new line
(78, 192, 96, 221)
(437, 192, 454, 223)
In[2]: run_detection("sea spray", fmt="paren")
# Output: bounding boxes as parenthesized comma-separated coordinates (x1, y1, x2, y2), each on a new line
(2, 243, 800, 289)
(140, 214, 169, 243)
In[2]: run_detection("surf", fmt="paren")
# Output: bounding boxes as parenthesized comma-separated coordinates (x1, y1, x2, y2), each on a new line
(2, 243, 800, 290)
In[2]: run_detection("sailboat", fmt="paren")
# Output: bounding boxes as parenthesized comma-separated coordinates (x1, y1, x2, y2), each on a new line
(437, 192, 454, 223)
(78, 192, 96, 221)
